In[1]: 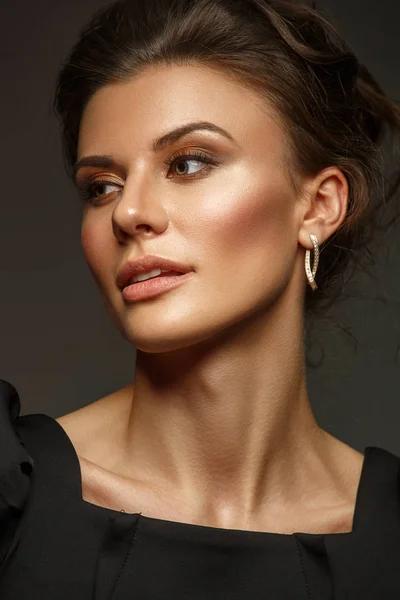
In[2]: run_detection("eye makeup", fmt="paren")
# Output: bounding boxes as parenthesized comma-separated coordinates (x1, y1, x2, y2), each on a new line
(76, 147, 223, 205)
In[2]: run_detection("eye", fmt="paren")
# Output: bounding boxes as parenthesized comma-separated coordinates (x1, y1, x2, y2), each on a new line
(92, 181, 120, 197)
(165, 150, 219, 179)
(77, 179, 122, 205)
(172, 158, 203, 176)
(77, 150, 221, 205)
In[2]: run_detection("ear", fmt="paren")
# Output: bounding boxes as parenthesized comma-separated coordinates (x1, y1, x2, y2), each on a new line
(298, 167, 349, 249)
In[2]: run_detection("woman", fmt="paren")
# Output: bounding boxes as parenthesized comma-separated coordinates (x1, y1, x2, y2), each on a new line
(1, 0, 400, 597)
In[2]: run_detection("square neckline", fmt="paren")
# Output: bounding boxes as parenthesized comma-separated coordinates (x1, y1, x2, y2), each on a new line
(47, 413, 371, 539)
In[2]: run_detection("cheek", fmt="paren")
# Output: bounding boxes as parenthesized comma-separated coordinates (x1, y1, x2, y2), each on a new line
(190, 172, 298, 309)
(81, 220, 99, 265)
(80, 217, 113, 286)
(197, 175, 295, 258)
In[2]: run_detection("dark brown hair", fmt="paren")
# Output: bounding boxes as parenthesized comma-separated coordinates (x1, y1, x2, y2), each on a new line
(53, 0, 400, 353)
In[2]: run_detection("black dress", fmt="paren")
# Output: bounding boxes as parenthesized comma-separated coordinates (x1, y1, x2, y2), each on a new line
(1, 378, 400, 599)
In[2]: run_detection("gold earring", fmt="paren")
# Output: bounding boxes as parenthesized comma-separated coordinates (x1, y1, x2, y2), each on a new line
(305, 234, 319, 290)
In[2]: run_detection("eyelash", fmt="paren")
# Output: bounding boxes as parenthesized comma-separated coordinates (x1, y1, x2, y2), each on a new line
(77, 150, 219, 205)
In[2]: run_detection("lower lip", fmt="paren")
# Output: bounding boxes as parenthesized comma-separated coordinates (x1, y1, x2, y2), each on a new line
(121, 272, 192, 301)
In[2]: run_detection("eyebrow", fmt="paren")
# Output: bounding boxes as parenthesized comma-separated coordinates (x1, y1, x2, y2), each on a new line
(73, 121, 235, 179)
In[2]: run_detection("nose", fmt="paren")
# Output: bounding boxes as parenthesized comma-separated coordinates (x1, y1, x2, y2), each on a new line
(111, 174, 169, 243)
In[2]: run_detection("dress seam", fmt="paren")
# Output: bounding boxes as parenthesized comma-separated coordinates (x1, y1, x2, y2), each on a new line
(293, 535, 312, 600)
(109, 515, 141, 599)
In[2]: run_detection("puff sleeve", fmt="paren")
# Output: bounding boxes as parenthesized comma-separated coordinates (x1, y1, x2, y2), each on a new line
(0, 380, 34, 568)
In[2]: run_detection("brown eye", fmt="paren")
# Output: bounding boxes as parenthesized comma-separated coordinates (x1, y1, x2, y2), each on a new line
(165, 150, 220, 179)
(173, 158, 204, 176)
(78, 179, 122, 205)
(92, 181, 119, 197)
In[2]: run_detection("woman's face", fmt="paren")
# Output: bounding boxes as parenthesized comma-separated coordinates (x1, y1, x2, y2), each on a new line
(76, 64, 306, 353)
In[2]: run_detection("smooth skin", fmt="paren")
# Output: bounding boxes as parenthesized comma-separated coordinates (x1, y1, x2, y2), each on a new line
(57, 63, 364, 534)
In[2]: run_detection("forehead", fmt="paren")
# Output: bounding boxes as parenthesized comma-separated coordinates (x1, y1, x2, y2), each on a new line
(78, 64, 284, 158)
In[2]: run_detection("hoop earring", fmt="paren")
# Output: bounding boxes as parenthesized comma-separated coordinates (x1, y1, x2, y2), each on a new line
(305, 234, 319, 291)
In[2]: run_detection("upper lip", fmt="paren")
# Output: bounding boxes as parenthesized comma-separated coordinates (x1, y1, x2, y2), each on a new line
(116, 255, 192, 289)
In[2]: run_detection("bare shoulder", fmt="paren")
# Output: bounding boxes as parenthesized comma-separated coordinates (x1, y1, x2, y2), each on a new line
(325, 431, 365, 467)
(55, 382, 147, 513)
(55, 383, 133, 463)
(323, 430, 366, 498)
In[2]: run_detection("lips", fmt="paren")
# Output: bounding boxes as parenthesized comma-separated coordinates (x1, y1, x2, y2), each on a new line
(116, 255, 191, 290)
(129, 271, 183, 284)
(121, 270, 192, 301)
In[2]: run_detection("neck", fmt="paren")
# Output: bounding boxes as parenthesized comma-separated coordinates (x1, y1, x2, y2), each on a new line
(122, 292, 330, 529)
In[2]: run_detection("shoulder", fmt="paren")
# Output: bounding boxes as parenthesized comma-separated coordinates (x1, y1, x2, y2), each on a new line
(55, 383, 133, 465)
(0, 380, 34, 566)
(0, 379, 34, 502)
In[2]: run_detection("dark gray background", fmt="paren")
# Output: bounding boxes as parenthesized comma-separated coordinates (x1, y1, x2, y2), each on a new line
(1, 1, 399, 455)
